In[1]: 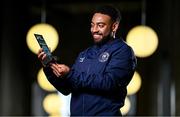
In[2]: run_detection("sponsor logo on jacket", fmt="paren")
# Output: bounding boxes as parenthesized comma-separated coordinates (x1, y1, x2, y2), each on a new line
(79, 57, 85, 62)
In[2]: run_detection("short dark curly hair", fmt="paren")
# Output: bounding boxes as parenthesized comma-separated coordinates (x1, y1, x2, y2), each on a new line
(93, 5, 121, 23)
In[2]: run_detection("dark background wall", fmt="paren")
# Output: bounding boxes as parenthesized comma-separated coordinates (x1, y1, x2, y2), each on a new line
(0, 0, 180, 116)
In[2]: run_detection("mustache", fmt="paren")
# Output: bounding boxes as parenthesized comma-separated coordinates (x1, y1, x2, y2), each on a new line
(92, 32, 102, 35)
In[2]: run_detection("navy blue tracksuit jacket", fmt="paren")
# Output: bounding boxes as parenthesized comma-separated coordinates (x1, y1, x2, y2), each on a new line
(44, 38, 137, 116)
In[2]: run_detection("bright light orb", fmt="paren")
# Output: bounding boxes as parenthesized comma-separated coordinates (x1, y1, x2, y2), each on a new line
(120, 97, 131, 115)
(127, 71, 142, 95)
(37, 68, 56, 92)
(43, 93, 62, 115)
(26, 23, 59, 54)
(126, 25, 158, 58)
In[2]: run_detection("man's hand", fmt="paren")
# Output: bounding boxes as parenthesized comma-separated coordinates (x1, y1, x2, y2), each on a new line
(38, 48, 69, 77)
(37, 48, 47, 67)
(50, 63, 70, 78)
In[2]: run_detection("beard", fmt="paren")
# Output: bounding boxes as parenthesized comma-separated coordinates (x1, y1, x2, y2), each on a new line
(93, 33, 114, 46)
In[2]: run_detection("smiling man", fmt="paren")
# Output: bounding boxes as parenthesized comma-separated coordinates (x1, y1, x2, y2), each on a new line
(38, 5, 137, 116)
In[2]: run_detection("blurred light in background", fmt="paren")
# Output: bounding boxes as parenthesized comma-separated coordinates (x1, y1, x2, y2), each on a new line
(126, 25, 158, 58)
(127, 71, 142, 95)
(120, 97, 131, 115)
(26, 23, 59, 54)
(37, 68, 56, 92)
(26, 23, 61, 116)
(43, 93, 62, 116)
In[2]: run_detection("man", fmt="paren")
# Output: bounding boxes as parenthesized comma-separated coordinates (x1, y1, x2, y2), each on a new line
(38, 5, 137, 116)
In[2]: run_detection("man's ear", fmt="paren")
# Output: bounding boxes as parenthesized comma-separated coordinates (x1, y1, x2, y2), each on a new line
(112, 21, 119, 32)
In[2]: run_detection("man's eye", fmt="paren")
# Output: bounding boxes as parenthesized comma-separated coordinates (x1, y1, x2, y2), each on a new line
(98, 24, 104, 28)
(91, 24, 94, 28)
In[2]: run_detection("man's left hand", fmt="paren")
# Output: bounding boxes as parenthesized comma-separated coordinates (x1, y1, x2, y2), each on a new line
(50, 63, 70, 78)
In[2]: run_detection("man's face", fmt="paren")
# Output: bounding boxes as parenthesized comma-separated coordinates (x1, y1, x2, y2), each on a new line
(91, 13, 113, 44)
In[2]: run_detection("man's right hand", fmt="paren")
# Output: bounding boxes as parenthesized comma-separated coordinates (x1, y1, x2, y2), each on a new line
(37, 48, 47, 67)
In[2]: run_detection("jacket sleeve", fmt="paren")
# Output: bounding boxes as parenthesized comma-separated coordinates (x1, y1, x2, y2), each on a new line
(43, 67, 72, 95)
(66, 45, 137, 93)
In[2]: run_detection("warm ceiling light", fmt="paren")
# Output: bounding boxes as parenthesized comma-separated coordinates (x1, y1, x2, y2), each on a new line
(26, 23, 59, 54)
(126, 25, 158, 58)
(120, 96, 131, 115)
(127, 71, 142, 95)
(37, 68, 56, 92)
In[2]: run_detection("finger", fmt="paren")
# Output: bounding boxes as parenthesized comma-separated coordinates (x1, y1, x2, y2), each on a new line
(51, 64, 63, 74)
(51, 64, 59, 71)
(42, 54, 47, 60)
(52, 69, 61, 77)
(50, 65, 60, 74)
(38, 51, 45, 59)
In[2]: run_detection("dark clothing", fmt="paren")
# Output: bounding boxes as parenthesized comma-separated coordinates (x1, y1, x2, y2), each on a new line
(44, 38, 137, 116)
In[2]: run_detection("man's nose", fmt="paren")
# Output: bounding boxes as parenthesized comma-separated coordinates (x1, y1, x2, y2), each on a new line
(92, 26, 99, 33)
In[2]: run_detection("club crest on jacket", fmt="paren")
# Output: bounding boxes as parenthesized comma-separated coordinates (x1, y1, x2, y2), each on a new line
(99, 52, 110, 62)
